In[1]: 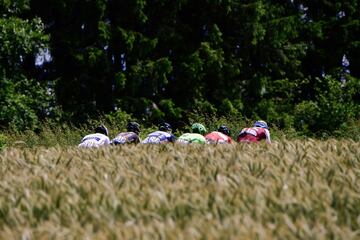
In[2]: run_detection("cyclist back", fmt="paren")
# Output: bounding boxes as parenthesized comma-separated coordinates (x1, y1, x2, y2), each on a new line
(237, 120, 271, 144)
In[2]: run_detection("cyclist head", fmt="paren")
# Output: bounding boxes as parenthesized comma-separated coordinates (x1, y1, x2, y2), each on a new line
(95, 124, 109, 136)
(159, 122, 172, 132)
(191, 123, 207, 135)
(127, 121, 140, 135)
(218, 125, 231, 136)
(253, 120, 269, 129)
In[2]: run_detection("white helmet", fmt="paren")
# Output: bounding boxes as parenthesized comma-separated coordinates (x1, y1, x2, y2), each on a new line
(253, 120, 268, 129)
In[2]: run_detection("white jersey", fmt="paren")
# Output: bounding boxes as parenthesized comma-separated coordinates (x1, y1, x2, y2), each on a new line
(141, 131, 176, 144)
(78, 133, 110, 148)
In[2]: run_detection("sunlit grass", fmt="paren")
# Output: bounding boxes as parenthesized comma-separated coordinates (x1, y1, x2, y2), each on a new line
(0, 140, 359, 239)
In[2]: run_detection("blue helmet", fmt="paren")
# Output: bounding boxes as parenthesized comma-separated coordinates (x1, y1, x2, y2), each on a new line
(159, 122, 172, 132)
(95, 124, 109, 136)
(253, 120, 269, 129)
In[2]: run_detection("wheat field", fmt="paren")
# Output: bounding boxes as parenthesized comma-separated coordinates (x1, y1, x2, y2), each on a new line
(0, 140, 359, 239)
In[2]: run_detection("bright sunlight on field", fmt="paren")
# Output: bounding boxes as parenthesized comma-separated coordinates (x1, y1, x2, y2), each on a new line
(0, 140, 360, 239)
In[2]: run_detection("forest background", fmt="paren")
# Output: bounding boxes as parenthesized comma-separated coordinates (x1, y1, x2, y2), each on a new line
(0, 0, 359, 146)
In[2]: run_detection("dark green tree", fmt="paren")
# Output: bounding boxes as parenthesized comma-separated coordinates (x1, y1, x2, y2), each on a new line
(14, 0, 357, 134)
(0, 0, 51, 130)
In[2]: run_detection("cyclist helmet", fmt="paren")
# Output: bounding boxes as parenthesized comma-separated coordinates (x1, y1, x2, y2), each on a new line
(159, 122, 172, 132)
(253, 120, 269, 129)
(218, 125, 231, 136)
(127, 121, 140, 135)
(191, 123, 207, 135)
(95, 124, 109, 136)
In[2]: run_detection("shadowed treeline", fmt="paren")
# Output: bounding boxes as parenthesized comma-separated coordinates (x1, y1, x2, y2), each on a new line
(0, 0, 359, 135)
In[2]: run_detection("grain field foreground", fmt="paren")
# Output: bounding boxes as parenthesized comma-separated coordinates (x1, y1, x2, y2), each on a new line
(0, 140, 360, 239)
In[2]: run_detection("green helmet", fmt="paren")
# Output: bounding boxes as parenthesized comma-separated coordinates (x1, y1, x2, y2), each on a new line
(191, 123, 207, 135)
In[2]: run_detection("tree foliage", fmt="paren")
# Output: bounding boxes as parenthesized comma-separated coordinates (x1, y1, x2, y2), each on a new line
(0, 0, 51, 130)
(0, 0, 359, 135)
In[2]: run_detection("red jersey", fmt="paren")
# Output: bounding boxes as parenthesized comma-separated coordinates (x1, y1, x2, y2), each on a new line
(237, 127, 271, 143)
(205, 131, 233, 144)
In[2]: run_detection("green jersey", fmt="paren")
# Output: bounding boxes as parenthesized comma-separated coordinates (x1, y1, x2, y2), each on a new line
(176, 133, 206, 144)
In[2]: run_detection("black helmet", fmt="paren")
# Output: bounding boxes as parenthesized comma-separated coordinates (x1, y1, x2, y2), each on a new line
(159, 122, 172, 132)
(95, 124, 109, 136)
(127, 121, 140, 135)
(218, 125, 230, 136)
